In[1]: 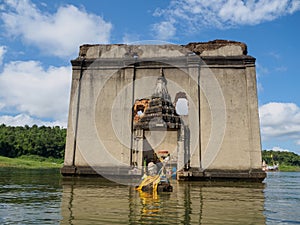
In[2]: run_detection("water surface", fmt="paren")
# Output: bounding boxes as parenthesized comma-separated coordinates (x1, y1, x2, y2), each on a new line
(0, 169, 299, 224)
(264, 172, 300, 225)
(0, 168, 62, 224)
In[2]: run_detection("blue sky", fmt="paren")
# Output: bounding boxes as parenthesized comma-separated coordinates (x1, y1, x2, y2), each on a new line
(0, 0, 300, 154)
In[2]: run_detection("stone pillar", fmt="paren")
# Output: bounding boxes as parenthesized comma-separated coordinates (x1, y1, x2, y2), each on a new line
(187, 59, 201, 169)
(245, 64, 263, 169)
(133, 129, 143, 169)
(177, 125, 185, 173)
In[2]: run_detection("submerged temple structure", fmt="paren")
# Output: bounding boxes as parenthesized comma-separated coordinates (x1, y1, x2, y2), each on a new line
(61, 40, 266, 181)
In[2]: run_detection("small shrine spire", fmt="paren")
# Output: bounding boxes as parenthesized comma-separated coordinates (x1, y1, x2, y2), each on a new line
(152, 68, 171, 102)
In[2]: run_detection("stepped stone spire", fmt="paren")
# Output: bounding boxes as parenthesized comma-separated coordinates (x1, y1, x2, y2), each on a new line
(134, 68, 180, 130)
(152, 68, 171, 102)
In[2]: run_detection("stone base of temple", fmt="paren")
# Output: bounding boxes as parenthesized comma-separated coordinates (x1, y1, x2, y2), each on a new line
(61, 165, 142, 176)
(61, 165, 266, 182)
(177, 168, 266, 182)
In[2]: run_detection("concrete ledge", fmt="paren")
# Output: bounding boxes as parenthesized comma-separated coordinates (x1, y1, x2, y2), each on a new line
(61, 165, 141, 178)
(60, 165, 77, 176)
(177, 168, 266, 182)
(71, 55, 255, 69)
(62, 166, 266, 182)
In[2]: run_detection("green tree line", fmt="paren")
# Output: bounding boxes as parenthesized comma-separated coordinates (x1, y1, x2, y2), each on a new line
(262, 150, 300, 167)
(0, 124, 66, 159)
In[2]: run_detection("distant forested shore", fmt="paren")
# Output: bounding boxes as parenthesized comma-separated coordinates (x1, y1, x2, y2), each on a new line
(0, 124, 66, 159)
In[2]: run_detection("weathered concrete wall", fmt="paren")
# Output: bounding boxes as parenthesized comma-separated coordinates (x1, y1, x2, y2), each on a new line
(61, 40, 265, 181)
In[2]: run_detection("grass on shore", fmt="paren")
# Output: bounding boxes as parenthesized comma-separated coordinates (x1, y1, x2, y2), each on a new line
(1, 154, 300, 171)
(279, 164, 300, 172)
(0, 155, 63, 169)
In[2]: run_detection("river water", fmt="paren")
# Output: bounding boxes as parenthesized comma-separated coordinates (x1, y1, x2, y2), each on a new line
(0, 169, 299, 225)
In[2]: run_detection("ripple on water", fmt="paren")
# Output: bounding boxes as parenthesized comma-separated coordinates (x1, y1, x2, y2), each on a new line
(1, 169, 300, 224)
(264, 172, 300, 224)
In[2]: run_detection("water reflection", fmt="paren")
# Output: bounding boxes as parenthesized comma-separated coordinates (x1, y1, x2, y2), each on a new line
(137, 191, 162, 218)
(2, 169, 299, 224)
(60, 178, 265, 225)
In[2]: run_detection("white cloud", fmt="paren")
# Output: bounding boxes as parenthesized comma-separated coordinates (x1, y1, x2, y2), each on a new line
(0, 46, 7, 65)
(259, 102, 300, 142)
(0, 102, 5, 110)
(268, 51, 281, 60)
(256, 63, 269, 76)
(153, 0, 300, 39)
(175, 98, 189, 115)
(152, 21, 176, 40)
(122, 33, 141, 44)
(1, 0, 112, 58)
(255, 62, 269, 93)
(271, 146, 291, 152)
(0, 60, 71, 125)
(0, 114, 66, 127)
(275, 66, 288, 72)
